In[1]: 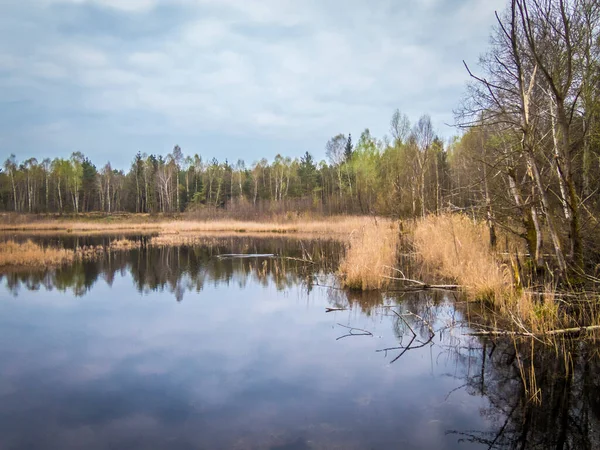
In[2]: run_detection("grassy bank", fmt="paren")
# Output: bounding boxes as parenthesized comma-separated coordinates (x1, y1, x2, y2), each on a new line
(0, 213, 383, 236)
(412, 214, 600, 336)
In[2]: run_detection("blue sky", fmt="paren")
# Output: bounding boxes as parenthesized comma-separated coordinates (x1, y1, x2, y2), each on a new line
(0, 0, 504, 170)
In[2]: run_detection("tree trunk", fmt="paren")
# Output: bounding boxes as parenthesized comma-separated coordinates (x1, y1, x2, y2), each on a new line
(525, 149, 567, 274)
(57, 178, 63, 213)
(10, 171, 17, 212)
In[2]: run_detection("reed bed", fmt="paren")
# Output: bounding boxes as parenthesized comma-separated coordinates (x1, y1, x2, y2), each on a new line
(411, 214, 599, 335)
(0, 240, 77, 268)
(413, 214, 510, 300)
(109, 239, 141, 250)
(338, 220, 400, 290)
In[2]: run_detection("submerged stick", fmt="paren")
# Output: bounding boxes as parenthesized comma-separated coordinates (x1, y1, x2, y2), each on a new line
(467, 324, 600, 338)
(381, 275, 461, 290)
(336, 323, 373, 340)
(217, 253, 275, 258)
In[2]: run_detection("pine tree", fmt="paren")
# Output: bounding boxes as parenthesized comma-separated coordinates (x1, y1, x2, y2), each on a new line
(344, 133, 353, 162)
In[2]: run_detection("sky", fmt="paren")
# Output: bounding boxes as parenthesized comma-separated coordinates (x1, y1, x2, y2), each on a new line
(0, 0, 505, 170)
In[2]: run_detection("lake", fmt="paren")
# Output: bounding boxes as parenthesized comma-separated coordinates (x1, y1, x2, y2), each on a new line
(0, 236, 597, 449)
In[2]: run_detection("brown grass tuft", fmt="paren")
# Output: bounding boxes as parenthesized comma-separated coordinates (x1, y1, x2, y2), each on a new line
(413, 214, 510, 300)
(109, 238, 141, 250)
(0, 240, 77, 268)
(338, 220, 399, 290)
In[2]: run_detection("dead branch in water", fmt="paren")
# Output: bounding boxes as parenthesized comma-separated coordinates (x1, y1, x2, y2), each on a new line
(278, 256, 317, 264)
(467, 325, 600, 338)
(382, 266, 461, 290)
(217, 253, 276, 259)
(336, 323, 373, 340)
(377, 308, 436, 363)
(326, 308, 347, 313)
(382, 275, 461, 291)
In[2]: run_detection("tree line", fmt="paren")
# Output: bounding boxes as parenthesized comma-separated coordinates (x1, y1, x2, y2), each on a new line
(1, 112, 453, 218)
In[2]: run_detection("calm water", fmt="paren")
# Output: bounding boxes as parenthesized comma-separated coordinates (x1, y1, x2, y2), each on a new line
(0, 237, 598, 449)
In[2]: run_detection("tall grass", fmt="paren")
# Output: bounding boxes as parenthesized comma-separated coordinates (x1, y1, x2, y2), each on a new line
(339, 220, 399, 290)
(0, 240, 77, 268)
(413, 214, 510, 300)
(411, 214, 595, 335)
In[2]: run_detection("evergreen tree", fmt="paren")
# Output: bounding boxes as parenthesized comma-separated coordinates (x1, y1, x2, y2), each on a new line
(344, 133, 353, 162)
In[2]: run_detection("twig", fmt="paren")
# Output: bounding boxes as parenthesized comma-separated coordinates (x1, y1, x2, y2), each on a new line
(404, 311, 436, 338)
(217, 253, 275, 259)
(336, 323, 373, 340)
(467, 324, 600, 338)
(326, 307, 347, 313)
(381, 272, 461, 291)
(277, 256, 317, 264)
(388, 308, 417, 337)
(376, 308, 437, 363)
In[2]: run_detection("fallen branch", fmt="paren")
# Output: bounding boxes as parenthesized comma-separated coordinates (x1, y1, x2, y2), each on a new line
(377, 308, 436, 363)
(381, 276, 461, 290)
(404, 311, 436, 338)
(277, 256, 317, 264)
(326, 307, 347, 313)
(217, 253, 275, 259)
(381, 268, 461, 290)
(336, 323, 373, 340)
(467, 324, 600, 338)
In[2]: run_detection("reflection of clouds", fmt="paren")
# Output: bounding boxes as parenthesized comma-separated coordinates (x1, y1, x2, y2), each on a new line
(0, 255, 494, 449)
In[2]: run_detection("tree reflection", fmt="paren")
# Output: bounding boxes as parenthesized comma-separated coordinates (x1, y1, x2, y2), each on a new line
(440, 336, 600, 449)
(327, 285, 600, 449)
(0, 237, 343, 300)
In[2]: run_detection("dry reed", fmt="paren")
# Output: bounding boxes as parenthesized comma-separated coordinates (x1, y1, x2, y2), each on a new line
(0, 240, 77, 268)
(0, 216, 381, 237)
(412, 214, 586, 334)
(413, 214, 510, 300)
(109, 238, 141, 250)
(338, 220, 399, 290)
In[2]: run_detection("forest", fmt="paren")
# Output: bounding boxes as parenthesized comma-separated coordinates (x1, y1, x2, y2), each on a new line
(2, 0, 600, 277)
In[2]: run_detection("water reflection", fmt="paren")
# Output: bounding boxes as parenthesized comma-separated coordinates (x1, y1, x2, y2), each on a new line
(0, 238, 599, 449)
(0, 237, 343, 300)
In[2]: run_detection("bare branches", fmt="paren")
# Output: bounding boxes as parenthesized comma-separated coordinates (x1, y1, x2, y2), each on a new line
(376, 308, 437, 363)
(336, 323, 373, 340)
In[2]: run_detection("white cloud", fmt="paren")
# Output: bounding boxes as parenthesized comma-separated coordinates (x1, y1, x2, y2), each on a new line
(45, 0, 159, 12)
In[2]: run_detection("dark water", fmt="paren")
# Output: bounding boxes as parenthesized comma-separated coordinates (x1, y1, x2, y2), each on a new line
(0, 237, 598, 450)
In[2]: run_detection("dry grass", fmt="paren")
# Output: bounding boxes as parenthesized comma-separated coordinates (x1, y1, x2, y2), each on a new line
(0, 239, 136, 269)
(0, 215, 381, 237)
(0, 240, 77, 268)
(109, 238, 141, 250)
(411, 214, 587, 334)
(338, 220, 400, 290)
(413, 214, 510, 300)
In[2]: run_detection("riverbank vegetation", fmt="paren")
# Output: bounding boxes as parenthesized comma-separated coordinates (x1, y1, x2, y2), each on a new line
(338, 220, 399, 290)
(0, 214, 381, 236)
(0, 240, 80, 268)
